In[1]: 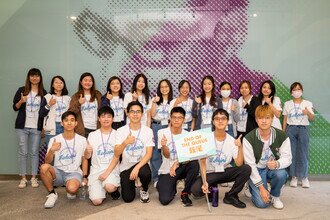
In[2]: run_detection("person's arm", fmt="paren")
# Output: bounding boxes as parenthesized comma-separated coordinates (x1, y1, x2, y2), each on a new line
(114, 133, 135, 157)
(159, 132, 170, 158)
(45, 138, 61, 164)
(13, 88, 26, 111)
(282, 115, 288, 131)
(303, 104, 315, 121)
(147, 110, 151, 128)
(233, 135, 243, 166)
(199, 158, 209, 193)
(101, 93, 110, 107)
(129, 146, 153, 180)
(68, 93, 81, 114)
(150, 97, 158, 118)
(275, 137, 292, 169)
(232, 99, 240, 123)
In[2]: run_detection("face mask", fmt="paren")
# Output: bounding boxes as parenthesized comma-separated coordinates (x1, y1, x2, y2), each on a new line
(292, 90, 302, 99)
(221, 90, 231, 98)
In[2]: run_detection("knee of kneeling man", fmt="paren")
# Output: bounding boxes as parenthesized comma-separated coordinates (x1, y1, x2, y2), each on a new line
(92, 199, 103, 206)
(253, 200, 270, 209)
(159, 197, 172, 206)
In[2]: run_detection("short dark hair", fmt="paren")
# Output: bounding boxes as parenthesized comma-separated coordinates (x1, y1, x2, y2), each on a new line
(170, 106, 186, 117)
(50, 75, 69, 95)
(127, 101, 143, 113)
(178, 80, 191, 92)
(290, 82, 303, 92)
(61, 111, 77, 121)
(211, 109, 229, 131)
(98, 106, 114, 117)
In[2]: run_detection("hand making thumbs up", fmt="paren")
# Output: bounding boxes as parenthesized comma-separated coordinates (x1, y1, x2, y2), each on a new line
(50, 138, 61, 152)
(106, 91, 113, 101)
(78, 94, 85, 105)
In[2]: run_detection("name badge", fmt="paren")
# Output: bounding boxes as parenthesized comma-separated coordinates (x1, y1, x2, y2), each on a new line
(215, 165, 224, 173)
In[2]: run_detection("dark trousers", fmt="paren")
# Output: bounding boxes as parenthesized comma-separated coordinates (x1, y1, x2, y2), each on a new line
(120, 163, 151, 203)
(156, 160, 199, 205)
(191, 164, 251, 198)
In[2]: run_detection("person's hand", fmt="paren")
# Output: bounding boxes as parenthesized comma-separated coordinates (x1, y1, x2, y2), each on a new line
(264, 96, 272, 105)
(161, 134, 167, 147)
(235, 134, 242, 147)
(106, 91, 113, 101)
(132, 91, 138, 101)
(85, 140, 93, 157)
(50, 138, 61, 152)
(78, 94, 85, 105)
(259, 185, 270, 204)
(130, 166, 140, 180)
(169, 163, 178, 177)
(194, 96, 202, 104)
(231, 104, 237, 112)
(20, 93, 27, 103)
(49, 96, 56, 106)
(124, 131, 135, 146)
(153, 94, 160, 103)
(302, 107, 309, 115)
(266, 156, 277, 170)
(98, 171, 109, 181)
(202, 182, 210, 194)
(82, 177, 88, 186)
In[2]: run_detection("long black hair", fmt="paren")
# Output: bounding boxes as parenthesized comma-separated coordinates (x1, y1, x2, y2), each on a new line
(156, 79, 173, 105)
(131, 73, 150, 105)
(258, 80, 276, 104)
(200, 75, 216, 107)
(106, 76, 124, 99)
(49, 75, 69, 95)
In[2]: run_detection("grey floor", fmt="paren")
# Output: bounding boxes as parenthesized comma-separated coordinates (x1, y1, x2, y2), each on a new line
(0, 180, 329, 220)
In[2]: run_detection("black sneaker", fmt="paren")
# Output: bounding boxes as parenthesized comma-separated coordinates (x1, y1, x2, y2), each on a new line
(181, 193, 193, 207)
(110, 189, 120, 200)
(223, 194, 246, 208)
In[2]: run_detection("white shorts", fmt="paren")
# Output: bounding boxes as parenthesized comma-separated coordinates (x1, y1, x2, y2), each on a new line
(88, 172, 120, 200)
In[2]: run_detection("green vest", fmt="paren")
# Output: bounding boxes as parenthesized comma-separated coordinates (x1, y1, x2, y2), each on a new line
(245, 127, 287, 164)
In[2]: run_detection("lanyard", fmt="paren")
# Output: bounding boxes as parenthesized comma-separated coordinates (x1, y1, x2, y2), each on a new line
(101, 130, 112, 157)
(214, 134, 226, 158)
(56, 96, 64, 115)
(158, 102, 169, 120)
(111, 97, 121, 116)
(63, 134, 76, 162)
(29, 93, 38, 112)
(129, 124, 141, 150)
(293, 102, 301, 119)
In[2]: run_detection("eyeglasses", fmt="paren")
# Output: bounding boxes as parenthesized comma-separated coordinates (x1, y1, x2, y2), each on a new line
(129, 110, 142, 114)
(213, 116, 228, 121)
(171, 116, 185, 120)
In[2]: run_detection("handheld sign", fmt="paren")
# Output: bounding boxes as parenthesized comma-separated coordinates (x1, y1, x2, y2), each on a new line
(174, 127, 216, 163)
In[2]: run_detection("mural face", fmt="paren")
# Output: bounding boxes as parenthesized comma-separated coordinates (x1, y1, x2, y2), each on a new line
(72, 0, 270, 97)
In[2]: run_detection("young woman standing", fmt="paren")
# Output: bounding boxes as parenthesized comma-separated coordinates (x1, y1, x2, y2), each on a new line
(13, 68, 48, 188)
(101, 76, 125, 129)
(150, 79, 173, 185)
(219, 81, 240, 137)
(123, 73, 151, 127)
(283, 82, 314, 188)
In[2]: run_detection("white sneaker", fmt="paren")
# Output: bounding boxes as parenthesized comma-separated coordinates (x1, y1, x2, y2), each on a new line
(44, 193, 58, 209)
(153, 181, 158, 188)
(290, 177, 298, 187)
(244, 184, 252, 198)
(67, 192, 77, 200)
(31, 177, 39, 188)
(272, 196, 284, 209)
(220, 183, 228, 187)
(18, 178, 27, 189)
(302, 178, 310, 188)
(140, 190, 150, 203)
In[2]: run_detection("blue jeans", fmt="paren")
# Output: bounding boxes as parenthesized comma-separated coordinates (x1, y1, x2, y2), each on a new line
(44, 122, 64, 149)
(286, 125, 310, 178)
(248, 168, 288, 208)
(16, 128, 41, 176)
(151, 122, 167, 182)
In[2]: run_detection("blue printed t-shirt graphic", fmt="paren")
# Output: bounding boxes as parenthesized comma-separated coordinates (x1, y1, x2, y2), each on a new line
(55, 100, 67, 118)
(168, 141, 177, 160)
(179, 101, 192, 120)
(260, 144, 274, 164)
(201, 104, 213, 124)
(138, 96, 148, 113)
(59, 147, 76, 166)
(97, 143, 114, 163)
(288, 104, 304, 123)
(81, 101, 97, 115)
(27, 94, 40, 112)
(209, 144, 227, 167)
(156, 103, 169, 120)
(110, 98, 124, 118)
(223, 102, 232, 118)
(125, 138, 144, 162)
(239, 108, 248, 121)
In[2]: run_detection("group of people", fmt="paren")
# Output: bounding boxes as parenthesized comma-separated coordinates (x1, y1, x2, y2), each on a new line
(13, 68, 314, 210)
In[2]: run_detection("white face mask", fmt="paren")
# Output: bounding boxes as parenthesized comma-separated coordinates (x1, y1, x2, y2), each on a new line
(292, 90, 302, 99)
(221, 90, 231, 98)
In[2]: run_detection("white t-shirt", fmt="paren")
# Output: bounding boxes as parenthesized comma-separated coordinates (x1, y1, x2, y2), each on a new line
(124, 92, 151, 126)
(169, 98, 193, 124)
(157, 127, 188, 174)
(283, 100, 314, 126)
(222, 99, 234, 125)
(25, 91, 41, 129)
(47, 133, 87, 174)
(87, 129, 119, 180)
(206, 134, 238, 173)
(81, 94, 98, 130)
(116, 124, 154, 171)
(262, 96, 282, 130)
(152, 99, 170, 125)
(257, 137, 275, 168)
(54, 95, 71, 122)
(237, 96, 252, 132)
(109, 96, 125, 122)
(200, 97, 213, 127)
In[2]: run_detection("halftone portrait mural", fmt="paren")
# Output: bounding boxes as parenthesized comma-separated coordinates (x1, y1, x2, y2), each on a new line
(70, 0, 329, 174)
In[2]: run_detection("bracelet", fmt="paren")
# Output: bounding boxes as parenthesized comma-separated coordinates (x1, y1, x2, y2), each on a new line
(45, 104, 50, 110)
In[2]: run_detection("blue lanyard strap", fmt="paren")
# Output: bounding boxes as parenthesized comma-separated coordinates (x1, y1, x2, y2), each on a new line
(101, 130, 112, 157)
